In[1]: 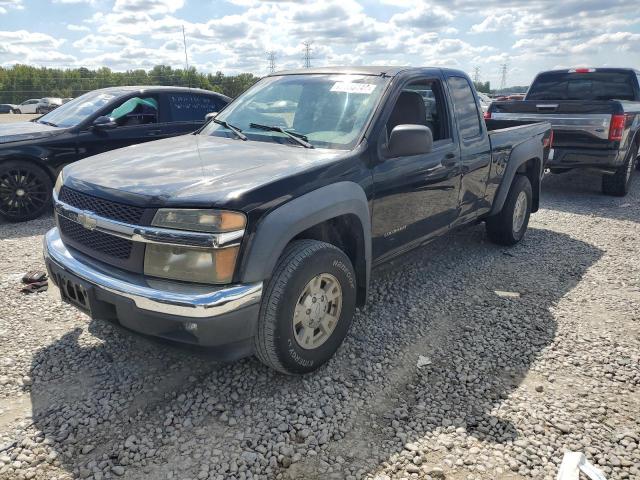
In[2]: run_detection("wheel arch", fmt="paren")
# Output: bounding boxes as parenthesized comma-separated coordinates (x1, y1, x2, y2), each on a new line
(489, 138, 543, 216)
(239, 181, 371, 307)
(0, 155, 57, 182)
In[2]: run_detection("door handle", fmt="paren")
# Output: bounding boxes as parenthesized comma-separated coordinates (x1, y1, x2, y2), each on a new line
(147, 129, 163, 136)
(441, 153, 457, 167)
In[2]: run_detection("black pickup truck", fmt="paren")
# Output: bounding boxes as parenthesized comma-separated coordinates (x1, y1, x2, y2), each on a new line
(487, 68, 640, 196)
(44, 67, 551, 374)
(0, 86, 230, 222)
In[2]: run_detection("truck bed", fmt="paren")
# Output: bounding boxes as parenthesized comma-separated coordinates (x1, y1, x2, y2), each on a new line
(485, 119, 552, 152)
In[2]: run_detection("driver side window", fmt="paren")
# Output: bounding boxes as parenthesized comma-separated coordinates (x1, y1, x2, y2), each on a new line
(108, 96, 159, 127)
(386, 79, 450, 143)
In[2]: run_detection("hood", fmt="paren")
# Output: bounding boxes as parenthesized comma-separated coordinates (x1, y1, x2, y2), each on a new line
(0, 121, 62, 144)
(64, 134, 345, 207)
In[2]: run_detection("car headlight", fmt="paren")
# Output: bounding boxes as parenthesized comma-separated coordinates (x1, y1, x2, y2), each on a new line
(144, 209, 246, 284)
(54, 170, 64, 197)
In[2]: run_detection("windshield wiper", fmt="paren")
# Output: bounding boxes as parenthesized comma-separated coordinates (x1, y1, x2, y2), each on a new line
(249, 123, 313, 148)
(38, 120, 58, 127)
(213, 118, 247, 141)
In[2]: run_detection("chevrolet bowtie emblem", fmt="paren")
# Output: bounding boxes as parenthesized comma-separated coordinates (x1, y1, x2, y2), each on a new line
(77, 211, 98, 230)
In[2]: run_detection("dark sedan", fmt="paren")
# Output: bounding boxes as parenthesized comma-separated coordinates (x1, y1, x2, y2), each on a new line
(0, 86, 230, 222)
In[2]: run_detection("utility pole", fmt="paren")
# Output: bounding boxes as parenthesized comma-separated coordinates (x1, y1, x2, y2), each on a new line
(499, 63, 508, 91)
(182, 25, 192, 88)
(473, 66, 480, 84)
(266, 51, 277, 74)
(302, 41, 313, 68)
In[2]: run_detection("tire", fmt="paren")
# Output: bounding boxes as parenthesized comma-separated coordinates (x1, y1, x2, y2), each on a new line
(486, 175, 532, 246)
(602, 144, 636, 196)
(15, 109, 22, 114)
(0, 160, 52, 222)
(254, 239, 357, 375)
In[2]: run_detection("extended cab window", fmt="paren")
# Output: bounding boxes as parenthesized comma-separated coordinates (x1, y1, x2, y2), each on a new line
(388, 80, 450, 142)
(527, 71, 637, 101)
(108, 96, 158, 126)
(447, 76, 482, 139)
(168, 93, 223, 122)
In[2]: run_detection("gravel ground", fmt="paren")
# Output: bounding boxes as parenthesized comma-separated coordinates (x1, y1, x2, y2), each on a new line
(0, 169, 638, 480)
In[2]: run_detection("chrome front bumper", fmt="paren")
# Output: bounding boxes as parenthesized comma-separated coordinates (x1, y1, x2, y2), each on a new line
(44, 228, 262, 318)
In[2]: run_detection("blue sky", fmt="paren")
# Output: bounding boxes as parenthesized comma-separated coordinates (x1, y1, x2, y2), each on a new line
(1, 0, 639, 87)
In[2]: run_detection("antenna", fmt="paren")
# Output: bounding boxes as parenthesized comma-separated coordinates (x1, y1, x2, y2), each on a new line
(499, 63, 508, 91)
(182, 25, 191, 88)
(473, 66, 480, 84)
(302, 41, 313, 68)
(266, 51, 276, 74)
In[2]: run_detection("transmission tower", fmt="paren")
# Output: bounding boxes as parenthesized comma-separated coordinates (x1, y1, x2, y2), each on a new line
(473, 66, 480, 84)
(499, 63, 508, 91)
(266, 51, 276, 74)
(302, 41, 313, 68)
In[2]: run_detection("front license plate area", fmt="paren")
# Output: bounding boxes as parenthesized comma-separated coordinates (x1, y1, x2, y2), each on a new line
(52, 272, 92, 314)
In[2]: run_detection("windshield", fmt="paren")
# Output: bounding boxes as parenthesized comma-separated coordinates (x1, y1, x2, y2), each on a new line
(200, 74, 388, 149)
(37, 90, 125, 128)
(527, 71, 637, 101)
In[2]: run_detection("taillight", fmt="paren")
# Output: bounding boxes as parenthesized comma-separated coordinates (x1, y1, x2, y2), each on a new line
(483, 111, 491, 120)
(543, 130, 554, 148)
(568, 68, 595, 73)
(609, 114, 626, 141)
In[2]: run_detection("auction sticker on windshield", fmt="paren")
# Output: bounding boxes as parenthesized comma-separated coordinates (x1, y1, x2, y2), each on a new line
(330, 82, 377, 94)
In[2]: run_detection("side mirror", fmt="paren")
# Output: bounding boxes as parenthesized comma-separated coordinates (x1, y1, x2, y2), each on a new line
(388, 125, 433, 157)
(92, 115, 117, 129)
(205, 112, 218, 121)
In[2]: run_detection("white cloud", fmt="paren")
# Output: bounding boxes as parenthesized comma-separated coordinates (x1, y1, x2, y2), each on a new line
(470, 13, 515, 33)
(0, 0, 24, 14)
(113, 0, 185, 14)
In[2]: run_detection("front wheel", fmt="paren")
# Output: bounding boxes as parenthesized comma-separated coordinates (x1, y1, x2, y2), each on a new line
(15, 109, 22, 114)
(0, 161, 52, 222)
(486, 175, 532, 246)
(254, 240, 357, 375)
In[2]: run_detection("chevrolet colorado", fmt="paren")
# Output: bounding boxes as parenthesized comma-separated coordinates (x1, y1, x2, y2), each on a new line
(44, 67, 552, 374)
(488, 68, 640, 196)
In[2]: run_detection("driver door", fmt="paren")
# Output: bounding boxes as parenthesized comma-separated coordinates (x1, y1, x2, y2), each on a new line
(76, 94, 166, 160)
(371, 76, 462, 261)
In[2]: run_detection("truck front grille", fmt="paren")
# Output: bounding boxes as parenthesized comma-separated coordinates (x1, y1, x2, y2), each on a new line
(58, 216, 133, 260)
(59, 186, 145, 225)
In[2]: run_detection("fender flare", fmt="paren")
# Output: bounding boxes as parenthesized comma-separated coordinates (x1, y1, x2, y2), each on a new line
(239, 181, 371, 297)
(489, 138, 543, 216)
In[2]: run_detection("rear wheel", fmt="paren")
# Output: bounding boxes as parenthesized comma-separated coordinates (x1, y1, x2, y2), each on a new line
(486, 175, 532, 246)
(602, 144, 636, 196)
(254, 240, 357, 375)
(0, 161, 52, 222)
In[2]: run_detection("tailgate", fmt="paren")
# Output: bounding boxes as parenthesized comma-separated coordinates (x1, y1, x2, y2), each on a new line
(490, 100, 621, 145)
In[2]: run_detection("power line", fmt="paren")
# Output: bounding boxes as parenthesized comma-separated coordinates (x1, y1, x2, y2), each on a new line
(302, 41, 313, 68)
(473, 66, 480, 84)
(499, 63, 508, 90)
(266, 51, 276, 74)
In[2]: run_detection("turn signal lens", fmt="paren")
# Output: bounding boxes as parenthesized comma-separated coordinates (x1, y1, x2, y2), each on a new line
(152, 209, 246, 233)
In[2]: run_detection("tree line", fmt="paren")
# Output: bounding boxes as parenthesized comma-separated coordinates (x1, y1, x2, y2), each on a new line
(0, 65, 260, 104)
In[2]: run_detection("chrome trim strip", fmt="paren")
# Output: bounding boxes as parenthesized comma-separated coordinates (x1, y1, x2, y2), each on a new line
(44, 228, 262, 318)
(491, 112, 612, 140)
(54, 196, 244, 249)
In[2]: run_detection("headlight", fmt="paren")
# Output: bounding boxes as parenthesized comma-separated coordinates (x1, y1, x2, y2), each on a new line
(151, 208, 245, 233)
(144, 244, 239, 284)
(54, 170, 64, 196)
(145, 209, 245, 284)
